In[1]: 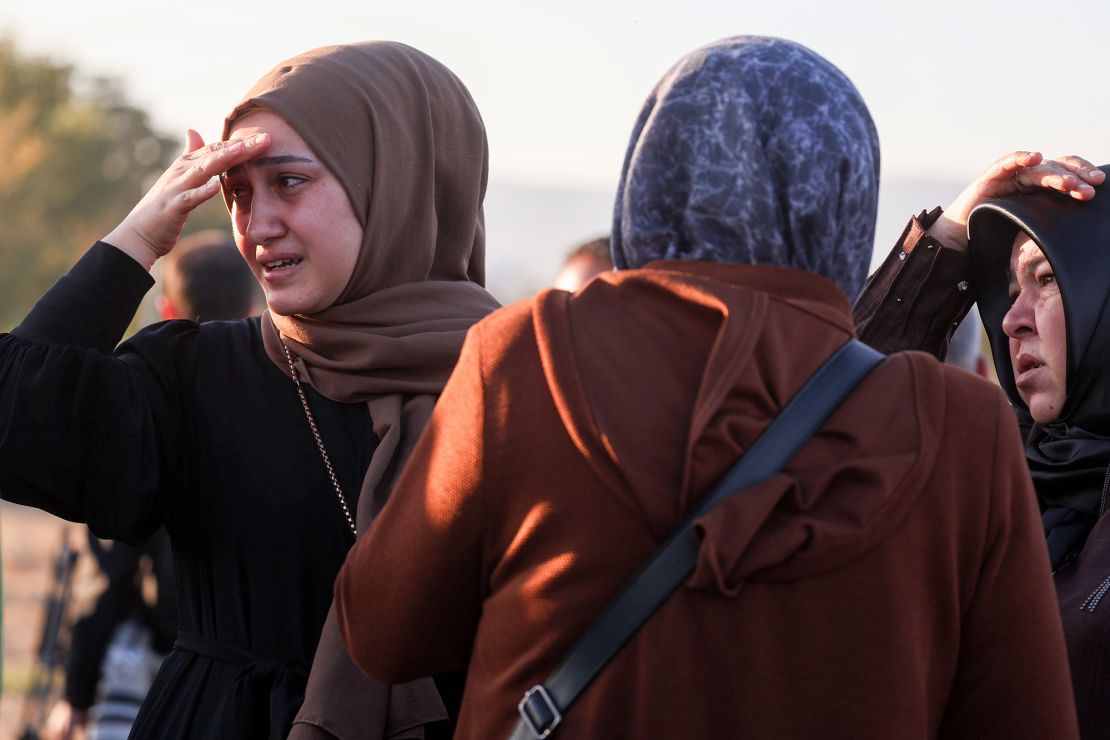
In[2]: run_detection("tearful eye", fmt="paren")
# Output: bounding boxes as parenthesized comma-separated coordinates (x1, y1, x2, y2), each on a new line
(227, 186, 249, 201)
(221, 176, 249, 202)
(276, 174, 306, 190)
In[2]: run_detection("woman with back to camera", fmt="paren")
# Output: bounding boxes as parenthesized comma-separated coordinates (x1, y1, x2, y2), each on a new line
(333, 37, 1077, 739)
(0, 41, 498, 739)
(857, 152, 1110, 737)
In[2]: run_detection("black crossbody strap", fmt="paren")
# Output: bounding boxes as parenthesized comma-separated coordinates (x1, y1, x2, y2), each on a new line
(510, 339, 884, 740)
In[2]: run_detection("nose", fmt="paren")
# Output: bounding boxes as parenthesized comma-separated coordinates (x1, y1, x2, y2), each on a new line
(1002, 289, 1036, 340)
(241, 191, 286, 247)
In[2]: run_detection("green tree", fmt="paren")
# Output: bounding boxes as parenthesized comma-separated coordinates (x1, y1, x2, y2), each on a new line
(0, 38, 232, 331)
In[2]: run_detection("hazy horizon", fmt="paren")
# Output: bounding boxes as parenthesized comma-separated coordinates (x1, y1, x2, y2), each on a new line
(483, 175, 966, 304)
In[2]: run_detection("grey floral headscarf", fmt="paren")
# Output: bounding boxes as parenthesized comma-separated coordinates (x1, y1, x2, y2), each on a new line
(612, 36, 880, 300)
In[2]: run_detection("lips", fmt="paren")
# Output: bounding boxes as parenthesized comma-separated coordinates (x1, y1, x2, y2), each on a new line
(257, 253, 303, 279)
(1014, 353, 1045, 375)
(1013, 352, 1046, 387)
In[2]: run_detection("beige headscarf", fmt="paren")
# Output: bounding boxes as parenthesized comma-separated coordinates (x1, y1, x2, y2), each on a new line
(223, 42, 500, 739)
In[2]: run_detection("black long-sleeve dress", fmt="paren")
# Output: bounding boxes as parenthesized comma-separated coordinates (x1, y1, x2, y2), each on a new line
(0, 242, 376, 739)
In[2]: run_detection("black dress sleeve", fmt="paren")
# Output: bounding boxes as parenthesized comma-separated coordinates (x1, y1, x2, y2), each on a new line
(853, 208, 975, 358)
(0, 242, 195, 543)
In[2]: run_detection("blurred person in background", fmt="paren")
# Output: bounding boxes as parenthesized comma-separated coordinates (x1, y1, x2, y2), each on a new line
(335, 37, 1076, 739)
(0, 41, 499, 739)
(156, 230, 260, 322)
(42, 534, 173, 740)
(553, 236, 612, 292)
(42, 230, 255, 740)
(943, 305, 988, 376)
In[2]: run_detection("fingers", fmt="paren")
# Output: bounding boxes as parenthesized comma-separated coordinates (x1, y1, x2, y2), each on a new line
(165, 134, 270, 216)
(184, 129, 206, 155)
(176, 177, 222, 209)
(944, 151, 1047, 230)
(1052, 154, 1102, 179)
(108, 131, 270, 267)
(979, 150, 1043, 182)
(1047, 155, 1105, 200)
(179, 134, 269, 187)
(966, 150, 1104, 204)
(1013, 155, 1104, 201)
(990, 150, 1038, 177)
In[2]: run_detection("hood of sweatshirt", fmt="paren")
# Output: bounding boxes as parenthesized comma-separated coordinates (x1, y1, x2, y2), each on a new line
(532, 260, 944, 595)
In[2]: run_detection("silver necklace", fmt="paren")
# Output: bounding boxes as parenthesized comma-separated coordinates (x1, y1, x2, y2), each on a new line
(280, 341, 358, 538)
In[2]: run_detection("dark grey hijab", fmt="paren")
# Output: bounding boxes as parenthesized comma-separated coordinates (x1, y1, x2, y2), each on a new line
(612, 36, 880, 300)
(968, 179, 1110, 566)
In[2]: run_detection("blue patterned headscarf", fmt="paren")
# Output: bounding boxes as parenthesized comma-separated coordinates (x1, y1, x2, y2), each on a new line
(612, 36, 880, 300)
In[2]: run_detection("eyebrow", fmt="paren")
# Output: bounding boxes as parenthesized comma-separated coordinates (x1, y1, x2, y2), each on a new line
(1008, 253, 1049, 284)
(252, 155, 314, 166)
(223, 154, 315, 178)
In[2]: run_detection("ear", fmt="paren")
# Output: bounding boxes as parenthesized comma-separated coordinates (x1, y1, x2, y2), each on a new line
(158, 296, 179, 321)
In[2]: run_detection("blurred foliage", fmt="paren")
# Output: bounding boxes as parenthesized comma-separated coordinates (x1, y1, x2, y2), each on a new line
(0, 37, 233, 331)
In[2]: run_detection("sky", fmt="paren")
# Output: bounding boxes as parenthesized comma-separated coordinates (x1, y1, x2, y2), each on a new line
(6, 0, 1109, 189)
(3, 0, 1109, 296)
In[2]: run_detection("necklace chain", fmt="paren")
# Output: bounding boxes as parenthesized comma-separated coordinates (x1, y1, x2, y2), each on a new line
(280, 341, 358, 538)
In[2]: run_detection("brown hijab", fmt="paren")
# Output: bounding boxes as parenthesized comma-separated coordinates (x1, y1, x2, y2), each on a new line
(223, 42, 500, 738)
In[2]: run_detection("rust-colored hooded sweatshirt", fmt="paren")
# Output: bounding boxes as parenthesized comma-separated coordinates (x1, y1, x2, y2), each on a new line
(336, 262, 1077, 739)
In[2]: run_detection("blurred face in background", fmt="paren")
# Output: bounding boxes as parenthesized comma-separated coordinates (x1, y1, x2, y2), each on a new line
(555, 255, 611, 292)
(1002, 232, 1067, 423)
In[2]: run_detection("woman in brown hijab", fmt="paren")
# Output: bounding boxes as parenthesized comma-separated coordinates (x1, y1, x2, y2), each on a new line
(0, 41, 498, 738)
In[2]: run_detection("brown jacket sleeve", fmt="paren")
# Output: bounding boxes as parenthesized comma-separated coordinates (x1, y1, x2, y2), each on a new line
(853, 208, 974, 359)
(938, 388, 1078, 739)
(335, 323, 488, 683)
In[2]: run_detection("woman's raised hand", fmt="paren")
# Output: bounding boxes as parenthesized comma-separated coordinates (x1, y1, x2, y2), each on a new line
(927, 151, 1105, 251)
(104, 129, 270, 270)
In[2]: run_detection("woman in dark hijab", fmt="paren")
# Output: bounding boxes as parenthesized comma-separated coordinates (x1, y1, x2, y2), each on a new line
(966, 186, 1110, 738)
(0, 41, 498, 739)
(855, 154, 1110, 737)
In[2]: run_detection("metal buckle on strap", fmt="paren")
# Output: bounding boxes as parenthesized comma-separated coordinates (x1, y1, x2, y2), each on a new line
(518, 685, 562, 738)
